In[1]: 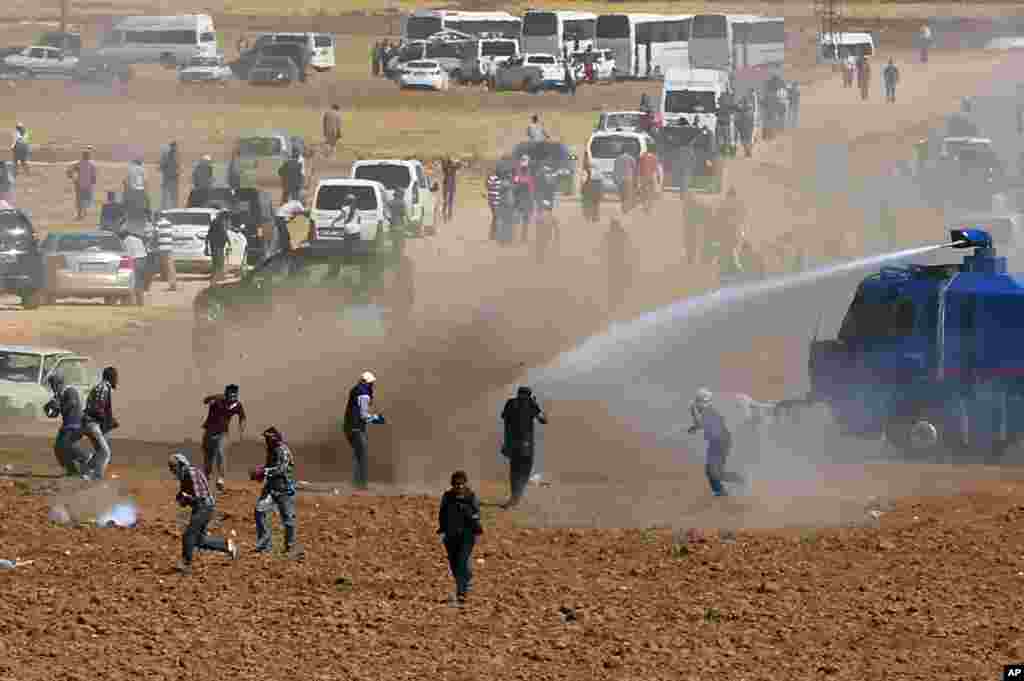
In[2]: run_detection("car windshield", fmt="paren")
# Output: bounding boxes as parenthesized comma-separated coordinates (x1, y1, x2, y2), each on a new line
(0, 211, 33, 251)
(274, 35, 309, 44)
(49, 233, 123, 252)
(316, 185, 378, 211)
(590, 136, 641, 159)
(527, 55, 555, 64)
(262, 45, 303, 58)
(187, 57, 221, 67)
(513, 142, 569, 163)
(238, 137, 284, 157)
(665, 90, 718, 114)
(406, 61, 437, 69)
(160, 212, 213, 227)
(315, 35, 333, 47)
(354, 165, 412, 191)
(0, 352, 41, 383)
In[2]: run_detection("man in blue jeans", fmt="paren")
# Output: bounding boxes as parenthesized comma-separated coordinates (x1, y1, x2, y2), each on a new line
(201, 384, 247, 492)
(688, 388, 744, 496)
(343, 371, 384, 490)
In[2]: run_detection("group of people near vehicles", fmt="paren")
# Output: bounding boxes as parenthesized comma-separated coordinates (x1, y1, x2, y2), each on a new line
(484, 153, 563, 245)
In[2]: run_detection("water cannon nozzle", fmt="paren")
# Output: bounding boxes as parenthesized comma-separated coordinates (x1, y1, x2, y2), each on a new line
(949, 228, 992, 250)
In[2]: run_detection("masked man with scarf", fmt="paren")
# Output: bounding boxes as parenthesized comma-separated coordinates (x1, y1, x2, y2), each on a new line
(44, 370, 91, 478)
(251, 427, 303, 559)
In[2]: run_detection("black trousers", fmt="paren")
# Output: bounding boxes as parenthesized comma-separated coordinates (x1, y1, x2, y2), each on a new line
(507, 443, 535, 503)
(183, 502, 230, 564)
(444, 533, 476, 597)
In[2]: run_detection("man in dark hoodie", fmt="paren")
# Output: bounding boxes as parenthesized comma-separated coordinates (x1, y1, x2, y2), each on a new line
(44, 370, 91, 478)
(500, 386, 548, 508)
(82, 366, 119, 480)
(437, 470, 483, 605)
(168, 452, 238, 574)
(251, 426, 303, 559)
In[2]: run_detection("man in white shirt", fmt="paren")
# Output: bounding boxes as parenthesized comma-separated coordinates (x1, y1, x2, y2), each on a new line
(119, 228, 148, 304)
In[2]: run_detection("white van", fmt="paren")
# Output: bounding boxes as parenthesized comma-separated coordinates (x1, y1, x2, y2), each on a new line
(820, 32, 875, 63)
(313, 33, 336, 70)
(351, 160, 437, 235)
(585, 130, 656, 193)
(459, 37, 519, 83)
(309, 179, 390, 256)
(97, 14, 217, 66)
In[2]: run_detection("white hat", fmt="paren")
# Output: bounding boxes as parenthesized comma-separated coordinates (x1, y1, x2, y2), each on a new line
(202, 154, 212, 161)
(695, 388, 713, 405)
(361, 371, 376, 384)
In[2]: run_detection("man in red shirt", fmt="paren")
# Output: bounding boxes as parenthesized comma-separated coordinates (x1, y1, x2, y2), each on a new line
(201, 384, 247, 492)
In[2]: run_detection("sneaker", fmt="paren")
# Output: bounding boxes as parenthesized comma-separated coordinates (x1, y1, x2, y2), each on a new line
(286, 545, 306, 560)
(228, 539, 239, 561)
(175, 560, 192, 575)
(216, 478, 226, 492)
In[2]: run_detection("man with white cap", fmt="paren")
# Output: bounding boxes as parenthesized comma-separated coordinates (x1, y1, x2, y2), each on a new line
(688, 387, 744, 497)
(343, 371, 385, 490)
(272, 200, 303, 257)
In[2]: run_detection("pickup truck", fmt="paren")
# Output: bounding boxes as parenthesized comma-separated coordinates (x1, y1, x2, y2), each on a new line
(3, 45, 78, 78)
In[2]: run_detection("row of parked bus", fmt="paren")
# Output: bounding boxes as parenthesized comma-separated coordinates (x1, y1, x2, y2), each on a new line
(399, 10, 785, 80)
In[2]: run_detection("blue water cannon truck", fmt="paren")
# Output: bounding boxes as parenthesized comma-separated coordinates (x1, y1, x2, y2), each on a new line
(808, 228, 1024, 460)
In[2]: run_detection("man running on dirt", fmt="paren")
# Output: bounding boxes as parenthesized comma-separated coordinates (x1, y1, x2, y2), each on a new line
(636, 146, 660, 212)
(168, 452, 238, 574)
(200, 384, 247, 492)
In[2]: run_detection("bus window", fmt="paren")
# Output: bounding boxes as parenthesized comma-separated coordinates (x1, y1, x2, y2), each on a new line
(691, 15, 727, 39)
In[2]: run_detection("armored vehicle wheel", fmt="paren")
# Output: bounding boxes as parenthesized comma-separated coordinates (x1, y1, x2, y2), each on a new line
(883, 404, 955, 463)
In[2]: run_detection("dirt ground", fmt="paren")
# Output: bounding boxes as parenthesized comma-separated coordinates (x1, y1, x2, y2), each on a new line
(1, 4, 1024, 678)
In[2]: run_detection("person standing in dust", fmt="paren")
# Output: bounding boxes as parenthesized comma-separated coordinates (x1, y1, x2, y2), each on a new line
(602, 218, 632, 315)
(883, 58, 899, 104)
(500, 386, 548, 509)
(687, 388, 745, 497)
(343, 371, 384, 491)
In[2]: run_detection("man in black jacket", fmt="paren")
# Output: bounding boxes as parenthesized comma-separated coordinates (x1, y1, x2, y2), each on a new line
(204, 211, 230, 283)
(437, 470, 482, 605)
(44, 370, 91, 478)
(500, 386, 548, 508)
(343, 371, 383, 490)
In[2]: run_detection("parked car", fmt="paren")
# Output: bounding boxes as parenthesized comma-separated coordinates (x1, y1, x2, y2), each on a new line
(38, 31, 82, 55)
(351, 159, 437, 236)
(156, 208, 248, 274)
(523, 53, 565, 87)
(585, 130, 659, 193)
(187, 186, 276, 266)
(39, 231, 138, 305)
(500, 141, 579, 196)
(178, 54, 233, 83)
(308, 178, 396, 257)
(0, 207, 45, 309)
(247, 56, 299, 85)
(0, 346, 94, 420)
(493, 55, 544, 92)
(398, 60, 450, 91)
(312, 33, 336, 71)
(3, 45, 78, 78)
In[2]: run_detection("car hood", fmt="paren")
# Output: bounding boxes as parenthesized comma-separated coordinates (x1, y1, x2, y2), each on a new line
(0, 381, 47, 405)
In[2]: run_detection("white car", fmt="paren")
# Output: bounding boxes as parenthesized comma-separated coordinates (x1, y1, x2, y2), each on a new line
(0, 346, 94, 420)
(523, 53, 565, 86)
(3, 45, 78, 78)
(351, 159, 437, 235)
(157, 208, 248, 274)
(309, 178, 391, 257)
(586, 130, 658, 193)
(178, 54, 233, 83)
(312, 33, 336, 70)
(398, 60, 450, 91)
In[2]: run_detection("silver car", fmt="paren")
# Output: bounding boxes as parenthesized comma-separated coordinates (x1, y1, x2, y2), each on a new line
(40, 231, 138, 305)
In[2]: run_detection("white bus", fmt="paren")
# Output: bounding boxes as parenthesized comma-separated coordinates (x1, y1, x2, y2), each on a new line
(401, 10, 522, 41)
(97, 14, 217, 65)
(595, 13, 693, 79)
(521, 10, 597, 57)
(688, 14, 784, 74)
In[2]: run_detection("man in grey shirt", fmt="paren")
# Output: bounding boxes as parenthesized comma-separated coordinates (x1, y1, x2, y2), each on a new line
(527, 115, 549, 143)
